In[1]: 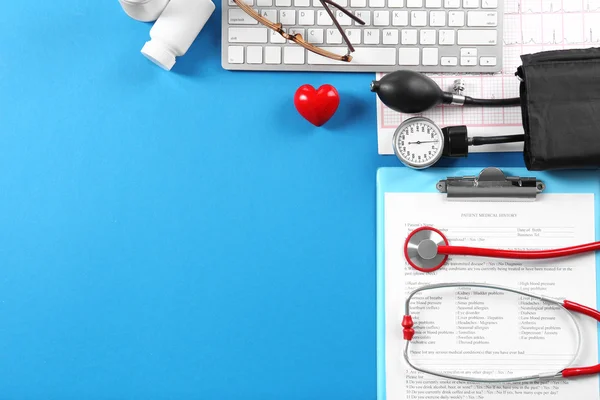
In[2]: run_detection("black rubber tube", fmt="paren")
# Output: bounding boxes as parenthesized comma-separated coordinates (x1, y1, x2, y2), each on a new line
(470, 134, 525, 146)
(464, 96, 521, 106)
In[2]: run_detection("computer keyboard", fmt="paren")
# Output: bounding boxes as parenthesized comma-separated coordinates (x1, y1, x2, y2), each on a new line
(222, 0, 503, 73)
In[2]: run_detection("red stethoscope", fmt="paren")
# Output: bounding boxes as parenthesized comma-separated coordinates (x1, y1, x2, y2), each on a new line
(404, 226, 600, 273)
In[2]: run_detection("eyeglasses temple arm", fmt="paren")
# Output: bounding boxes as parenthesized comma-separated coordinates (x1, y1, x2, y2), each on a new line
(319, 0, 357, 53)
(320, 0, 365, 24)
(561, 300, 600, 378)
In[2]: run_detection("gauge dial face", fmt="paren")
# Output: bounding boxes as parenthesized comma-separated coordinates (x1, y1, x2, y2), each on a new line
(392, 117, 444, 169)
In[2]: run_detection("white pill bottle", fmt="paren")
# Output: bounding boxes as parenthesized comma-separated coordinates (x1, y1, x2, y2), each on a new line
(141, 0, 216, 71)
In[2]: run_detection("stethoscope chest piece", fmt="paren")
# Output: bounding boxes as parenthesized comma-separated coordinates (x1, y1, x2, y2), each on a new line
(404, 227, 449, 272)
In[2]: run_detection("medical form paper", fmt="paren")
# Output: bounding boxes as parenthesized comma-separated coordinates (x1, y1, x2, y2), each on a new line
(383, 193, 598, 400)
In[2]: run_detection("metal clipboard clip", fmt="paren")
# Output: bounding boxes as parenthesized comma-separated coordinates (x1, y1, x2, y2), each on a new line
(436, 167, 546, 201)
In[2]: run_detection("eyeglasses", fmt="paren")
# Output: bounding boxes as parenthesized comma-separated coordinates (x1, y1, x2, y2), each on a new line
(232, 0, 365, 62)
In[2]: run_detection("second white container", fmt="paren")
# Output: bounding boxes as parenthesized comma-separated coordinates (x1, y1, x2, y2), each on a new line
(119, 0, 170, 22)
(141, 0, 216, 71)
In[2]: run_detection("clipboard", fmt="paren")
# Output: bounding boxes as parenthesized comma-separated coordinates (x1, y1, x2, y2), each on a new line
(376, 167, 600, 400)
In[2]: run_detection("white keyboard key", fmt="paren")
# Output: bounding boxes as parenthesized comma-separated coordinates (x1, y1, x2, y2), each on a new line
(467, 11, 497, 27)
(288, 28, 305, 42)
(398, 48, 420, 65)
(463, 0, 479, 7)
(336, 10, 352, 26)
(317, 10, 333, 25)
(229, 9, 259, 24)
(327, 29, 343, 44)
(374, 11, 390, 26)
(460, 47, 477, 56)
(422, 48, 439, 65)
(307, 47, 396, 65)
(441, 56, 458, 65)
(383, 29, 399, 44)
(260, 9, 278, 22)
(351, 0, 367, 6)
(294, 0, 310, 5)
(389, 0, 404, 6)
(448, 11, 465, 26)
(355, 11, 371, 25)
(256, 0, 272, 5)
(270, 30, 286, 43)
(229, 27, 268, 43)
(275, 0, 291, 5)
(247, 46, 263, 63)
(444, 0, 460, 7)
(279, 10, 296, 25)
(227, 46, 244, 64)
(407, 0, 423, 6)
(438, 29, 455, 44)
(426, 0, 442, 6)
(420, 29, 436, 44)
(392, 11, 409, 26)
(411, 11, 427, 26)
(265, 46, 281, 64)
(346, 29, 362, 44)
(458, 29, 497, 44)
(480, 56, 497, 66)
(364, 29, 381, 44)
(228, 46, 244, 63)
(481, 0, 497, 8)
(461, 56, 477, 65)
(229, 0, 253, 5)
(370, 0, 386, 7)
(401, 29, 418, 44)
(298, 10, 315, 25)
(307, 28, 324, 43)
(430, 11, 446, 26)
(284, 47, 305, 64)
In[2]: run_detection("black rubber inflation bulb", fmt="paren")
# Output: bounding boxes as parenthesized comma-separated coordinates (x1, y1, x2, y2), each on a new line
(370, 70, 453, 114)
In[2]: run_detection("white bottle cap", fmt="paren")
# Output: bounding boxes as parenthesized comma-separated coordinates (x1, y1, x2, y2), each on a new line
(119, 0, 170, 22)
(141, 40, 177, 70)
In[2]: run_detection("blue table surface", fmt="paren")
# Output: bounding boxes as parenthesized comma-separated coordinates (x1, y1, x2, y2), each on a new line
(0, 2, 524, 399)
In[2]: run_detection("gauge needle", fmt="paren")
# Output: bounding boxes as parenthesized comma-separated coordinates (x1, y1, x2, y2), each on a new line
(408, 140, 440, 144)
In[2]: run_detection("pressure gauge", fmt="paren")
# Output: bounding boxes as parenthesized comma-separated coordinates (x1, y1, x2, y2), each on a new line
(392, 117, 444, 169)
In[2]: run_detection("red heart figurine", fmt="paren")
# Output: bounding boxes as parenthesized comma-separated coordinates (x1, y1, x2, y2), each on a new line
(294, 84, 340, 127)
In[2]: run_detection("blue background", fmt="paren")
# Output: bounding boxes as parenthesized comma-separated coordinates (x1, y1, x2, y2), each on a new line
(0, 1, 523, 399)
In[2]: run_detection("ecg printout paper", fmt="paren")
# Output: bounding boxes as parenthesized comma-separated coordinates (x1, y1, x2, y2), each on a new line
(376, 0, 600, 155)
(383, 193, 599, 400)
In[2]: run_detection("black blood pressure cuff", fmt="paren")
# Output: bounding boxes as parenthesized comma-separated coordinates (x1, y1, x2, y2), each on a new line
(518, 48, 600, 171)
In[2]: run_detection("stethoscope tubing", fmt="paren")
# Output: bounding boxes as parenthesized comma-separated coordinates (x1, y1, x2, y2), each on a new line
(438, 241, 600, 259)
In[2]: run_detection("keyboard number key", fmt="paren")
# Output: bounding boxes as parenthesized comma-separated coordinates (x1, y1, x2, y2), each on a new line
(228, 46, 244, 64)
(398, 48, 420, 65)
